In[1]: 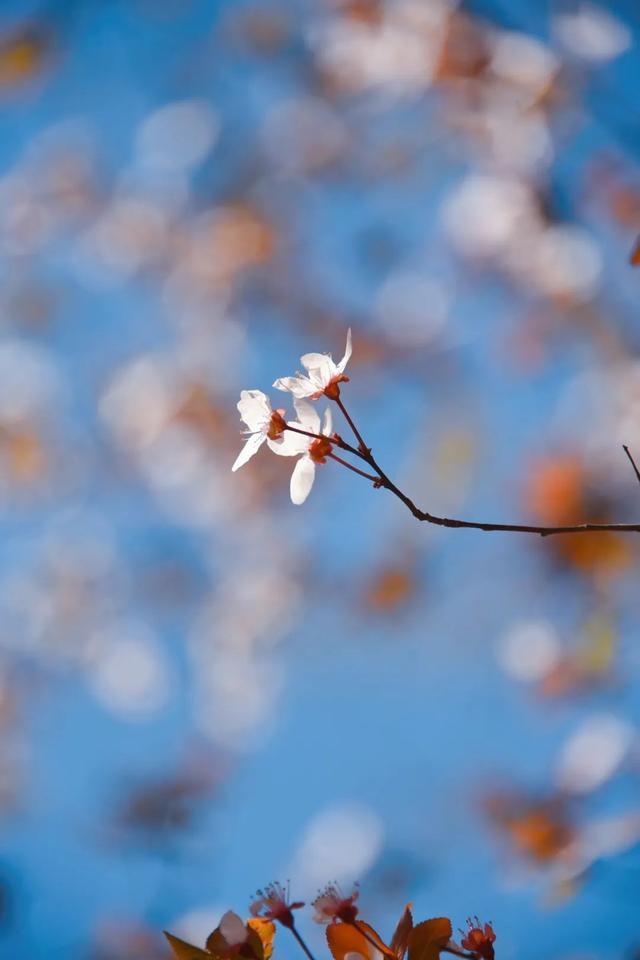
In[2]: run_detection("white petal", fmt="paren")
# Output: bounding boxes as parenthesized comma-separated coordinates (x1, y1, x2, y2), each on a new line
(290, 455, 315, 505)
(322, 405, 333, 436)
(237, 389, 270, 432)
(219, 911, 247, 947)
(293, 397, 320, 433)
(273, 375, 316, 398)
(301, 352, 334, 384)
(231, 431, 264, 471)
(337, 327, 352, 373)
(267, 430, 308, 456)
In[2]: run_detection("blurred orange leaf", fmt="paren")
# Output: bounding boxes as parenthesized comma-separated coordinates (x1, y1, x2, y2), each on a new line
(0, 28, 49, 88)
(487, 792, 575, 865)
(407, 918, 452, 960)
(364, 567, 416, 614)
(526, 455, 632, 580)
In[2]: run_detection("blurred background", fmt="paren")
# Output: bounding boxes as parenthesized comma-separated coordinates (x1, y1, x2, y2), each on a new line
(1, 0, 640, 957)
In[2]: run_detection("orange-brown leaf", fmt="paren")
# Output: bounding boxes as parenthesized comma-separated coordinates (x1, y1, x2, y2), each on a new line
(390, 904, 413, 960)
(327, 922, 372, 960)
(407, 918, 452, 960)
(164, 931, 211, 960)
(247, 919, 276, 960)
(631, 236, 640, 266)
(327, 921, 394, 960)
(356, 922, 396, 958)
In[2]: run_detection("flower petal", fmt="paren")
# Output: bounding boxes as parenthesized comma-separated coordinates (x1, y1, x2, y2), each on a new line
(267, 429, 308, 456)
(322, 405, 333, 436)
(232, 431, 265, 471)
(238, 390, 271, 432)
(300, 353, 335, 386)
(337, 327, 352, 373)
(273, 375, 316, 398)
(219, 911, 248, 947)
(293, 397, 321, 434)
(290, 455, 315, 505)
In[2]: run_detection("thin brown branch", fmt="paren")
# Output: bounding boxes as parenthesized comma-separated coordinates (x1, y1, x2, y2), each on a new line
(623, 444, 640, 486)
(284, 424, 363, 459)
(337, 401, 640, 537)
(328, 452, 379, 482)
(336, 395, 370, 453)
(289, 925, 318, 960)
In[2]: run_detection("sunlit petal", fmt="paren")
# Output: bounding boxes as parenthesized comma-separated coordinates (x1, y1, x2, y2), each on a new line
(237, 389, 271, 432)
(322, 406, 333, 436)
(268, 430, 308, 456)
(337, 327, 352, 373)
(273, 375, 316, 398)
(219, 911, 248, 947)
(290, 455, 315, 504)
(294, 397, 321, 434)
(232, 430, 265, 471)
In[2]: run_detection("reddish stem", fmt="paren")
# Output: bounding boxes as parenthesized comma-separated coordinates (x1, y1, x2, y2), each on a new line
(288, 925, 318, 960)
(336, 396, 369, 453)
(328, 452, 379, 482)
(333, 401, 640, 538)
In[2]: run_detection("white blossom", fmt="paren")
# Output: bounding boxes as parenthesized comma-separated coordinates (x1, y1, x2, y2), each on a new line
(279, 399, 334, 505)
(231, 389, 290, 472)
(273, 328, 352, 400)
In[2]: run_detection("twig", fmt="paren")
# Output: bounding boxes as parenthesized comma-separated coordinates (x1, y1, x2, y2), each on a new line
(623, 444, 640, 486)
(336, 396, 369, 453)
(284, 424, 363, 459)
(332, 400, 640, 538)
(289, 925, 318, 960)
(328, 452, 379, 482)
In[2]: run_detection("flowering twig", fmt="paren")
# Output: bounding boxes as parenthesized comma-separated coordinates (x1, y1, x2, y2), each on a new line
(233, 329, 640, 533)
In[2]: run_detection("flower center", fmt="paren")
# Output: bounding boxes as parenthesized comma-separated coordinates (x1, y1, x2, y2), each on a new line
(323, 374, 349, 401)
(309, 436, 332, 464)
(267, 410, 287, 440)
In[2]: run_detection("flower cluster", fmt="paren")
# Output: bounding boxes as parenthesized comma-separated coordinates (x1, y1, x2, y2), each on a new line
(165, 882, 496, 960)
(232, 329, 640, 541)
(232, 331, 353, 505)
